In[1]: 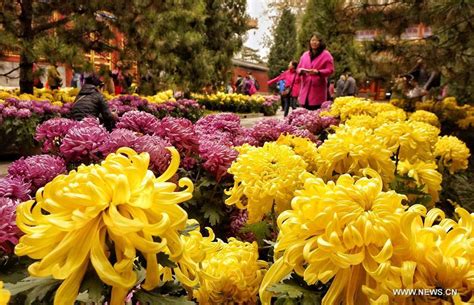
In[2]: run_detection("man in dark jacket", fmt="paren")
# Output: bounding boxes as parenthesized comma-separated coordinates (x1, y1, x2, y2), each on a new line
(70, 75, 115, 131)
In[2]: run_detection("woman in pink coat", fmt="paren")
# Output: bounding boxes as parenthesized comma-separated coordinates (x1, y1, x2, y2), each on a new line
(267, 61, 300, 116)
(297, 33, 334, 109)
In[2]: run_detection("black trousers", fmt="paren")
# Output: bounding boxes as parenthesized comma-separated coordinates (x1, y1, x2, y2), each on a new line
(304, 98, 321, 111)
(282, 95, 297, 117)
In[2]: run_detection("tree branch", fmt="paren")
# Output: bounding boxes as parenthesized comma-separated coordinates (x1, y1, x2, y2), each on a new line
(31, 16, 71, 35)
(0, 66, 20, 78)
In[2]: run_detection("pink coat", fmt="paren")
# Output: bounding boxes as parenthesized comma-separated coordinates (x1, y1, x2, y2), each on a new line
(297, 50, 334, 106)
(267, 69, 301, 97)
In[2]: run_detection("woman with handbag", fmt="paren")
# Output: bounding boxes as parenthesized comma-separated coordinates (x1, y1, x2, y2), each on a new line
(297, 33, 334, 110)
(267, 61, 300, 117)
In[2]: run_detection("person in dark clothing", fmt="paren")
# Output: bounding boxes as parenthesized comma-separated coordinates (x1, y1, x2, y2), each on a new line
(70, 75, 115, 131)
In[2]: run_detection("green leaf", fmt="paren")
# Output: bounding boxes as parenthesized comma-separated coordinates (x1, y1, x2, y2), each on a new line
(157, 252, 178, 269)
(76, 270, 106, 303)
(241, 221, 271, 245)
(267, 283, 303, 299)
(134, 290, 196, 305)
(200, 202, 224, 226)
(179, 222, 200, 236)
(4, 276, 60, 305)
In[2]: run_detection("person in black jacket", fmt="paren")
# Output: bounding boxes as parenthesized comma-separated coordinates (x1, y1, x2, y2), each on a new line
(70, 75, 115, 131)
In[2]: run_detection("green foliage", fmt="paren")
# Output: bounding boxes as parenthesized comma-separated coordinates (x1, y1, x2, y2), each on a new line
(268, 9, 297, 79)
(0, 116, 41, 154)
(353, 0, 474, 102)
(389, 174, 432, 207)
(297, 0, 360, 78)
(76, 270, 107, 304)
(135, 291, 196, 305)
(440, 172, 474, 213)
(3, 276, 60, 305)
(241, 221, 271, 246)
(267, 278, 327, 305)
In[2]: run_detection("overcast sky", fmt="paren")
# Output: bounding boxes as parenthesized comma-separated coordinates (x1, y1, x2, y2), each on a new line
(244, 0, 273, 60)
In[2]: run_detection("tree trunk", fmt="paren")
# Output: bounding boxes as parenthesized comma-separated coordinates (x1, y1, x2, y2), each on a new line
(19, 0, 34, 94)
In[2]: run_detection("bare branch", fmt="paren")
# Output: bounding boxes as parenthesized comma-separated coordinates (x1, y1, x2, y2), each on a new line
(0, 66, 20, 78)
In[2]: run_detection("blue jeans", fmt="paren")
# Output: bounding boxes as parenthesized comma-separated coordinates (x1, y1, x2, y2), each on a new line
(282, 95, 297, 117)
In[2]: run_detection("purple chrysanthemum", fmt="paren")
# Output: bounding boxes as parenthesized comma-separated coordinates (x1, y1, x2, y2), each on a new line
(116, 110, 160, 135)
(0, 197, 21, 254)
(35, 118, 79, 153)
(228, 209, 256, 242)
(133, 135, 171, 175)
(2, 106, 18, 117)
(233, 128, 258, 146)
(7, 155, 66, 192)
(286, 108, 323, 134)
(17, 100, 33, 109)
(155, 117, 199, 157)
(100, 128, 139, 156)
(0, 177, 31, 201)
(199, 139, 238, 181)
(60, 123, 109, 163)
(249, 119, 298, 146)
(194, 113, 242, 138)
(320, 115, 339, 129)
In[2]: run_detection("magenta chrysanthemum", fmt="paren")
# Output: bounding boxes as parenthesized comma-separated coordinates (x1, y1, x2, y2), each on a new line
(233, 128, 258, 146)
(60, 123, 109, 163)
(286, 108, 323, 134)
(7, 155, 66, 192)
(228, 209, 256, 242)
(320, 115, 339, 129)
(249, 119, 299, 146)
(155, 116, 199, 157)
(100, 128, 139, 156)
(35, 118, 78, 153)
(0, 177, 31, 201)
(0, 197, 21, 254)
(133, 135, 171, 174)
(199, 139, 238, 181)
(194, 113, 242, 138)
(116, 110, 160, 135)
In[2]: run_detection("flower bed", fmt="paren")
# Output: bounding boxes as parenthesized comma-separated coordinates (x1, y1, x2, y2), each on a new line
(0, 96, 473, 304)
(192, 92, 281, 116)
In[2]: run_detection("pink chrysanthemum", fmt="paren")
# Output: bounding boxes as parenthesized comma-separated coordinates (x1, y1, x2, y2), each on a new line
(199, 139, 238, 181)
(249, 119, 299, 146)
(0, 177, 31, 201)
(155, 116, 199, 157)
(35, 118, 78, 153)
(133, 135, 171, 175)
(194, 113, 242, 137)
(233, 128, 258, 146)
(7, 155, 66, 192)
(0, 197, 21, 254)
(286, 108, 323, 134)
(116, 110, 160, 135)
(228, 209, 256, 242)
(60, 123, 109, 163)
(100, 128, 139, 156)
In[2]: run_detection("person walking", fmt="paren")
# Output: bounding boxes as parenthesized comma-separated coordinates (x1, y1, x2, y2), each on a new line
(342, 71, 357, 96)
(47, 64, 62, 90)
(335, 75, 346, 98)
(70, 75, 115, 131)
(296, 33, 334, 110)
(268, 61, 300, 117)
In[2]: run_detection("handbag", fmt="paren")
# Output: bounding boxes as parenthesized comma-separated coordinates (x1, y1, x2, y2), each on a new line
(282, 73, 297, 97)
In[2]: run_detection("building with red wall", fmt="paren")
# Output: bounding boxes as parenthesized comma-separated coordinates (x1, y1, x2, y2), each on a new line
(231, 59, 269, 93)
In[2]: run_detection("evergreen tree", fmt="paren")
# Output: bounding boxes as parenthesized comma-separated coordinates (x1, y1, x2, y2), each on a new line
(0, 1, 120, 93)
(267, 8, 297, 79)
(353, 0, 474, 102)
(297, 0, 360, 79)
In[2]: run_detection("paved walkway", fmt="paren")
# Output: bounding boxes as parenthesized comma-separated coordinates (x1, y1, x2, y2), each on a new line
(0, 162, 9, 177)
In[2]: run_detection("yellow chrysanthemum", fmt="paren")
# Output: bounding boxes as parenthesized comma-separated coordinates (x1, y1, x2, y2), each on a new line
(276, 134, 319, 172)
(434, 136, 471, 174)
(393, 207, 474, 304)
(457, 114, 474, 129)
(0, 281, 10, 305)
(15, 147, 193, 305)
(194, 238, 268, 305)
(409, 110, 440, 127)
(375, 109, 407, 123)
(316, 126, 395, 185)
(225, 142, 307, 223)
(374, 121, 439, 162)
(260, 170, 407, 305)
(397, 160, 442, 204)
(371, 102, 401, 114)
(344, 114, 380, 130)
(330, 97, 373, 122)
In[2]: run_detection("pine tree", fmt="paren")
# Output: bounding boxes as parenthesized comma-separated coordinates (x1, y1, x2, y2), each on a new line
(267, 8, 297, 79)
(353, 0, 474, 102)
(297, 0, 359, 78)
(0, 1, 120, 93)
